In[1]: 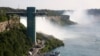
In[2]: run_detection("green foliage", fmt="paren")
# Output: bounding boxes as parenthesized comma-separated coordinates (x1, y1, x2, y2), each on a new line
(0, 24, 32, 56)
(36, 33, 64, 53)
(36, 9, 65, 16)
(0, 10, 7, 22)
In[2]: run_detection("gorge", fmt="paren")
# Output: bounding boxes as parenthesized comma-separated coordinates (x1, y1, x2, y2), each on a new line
(34, 9, 100, 56)
(1, 7, 100, 56)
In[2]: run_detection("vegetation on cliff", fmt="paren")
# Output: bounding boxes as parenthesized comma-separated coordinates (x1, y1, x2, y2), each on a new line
(36, 9, 65, 16)
(0, 24, 64, 56)
(0, 24, 32, 56)
(36, 33, 64, 53)
(0, 9, 7, 22)
(0, 7, 64, 56)
(0, 7, 65, 16)
(0, 7, 26, 13)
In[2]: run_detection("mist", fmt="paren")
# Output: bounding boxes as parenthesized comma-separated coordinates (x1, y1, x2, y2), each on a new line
(35, 16, 79, 40)
(64, 9, 96, 25)
(35, 10, 100, 56)
(20, 8, 100, 56)
(1, 0, 100, 56)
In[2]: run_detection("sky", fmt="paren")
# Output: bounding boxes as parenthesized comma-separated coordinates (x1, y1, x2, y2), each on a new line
(0, 0, 100, 10)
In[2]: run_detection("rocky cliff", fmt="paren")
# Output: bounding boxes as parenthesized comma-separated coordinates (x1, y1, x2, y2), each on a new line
(0, 15, 20, 32)
(46, 15, 76, 25)
(0, 21, 8, 32)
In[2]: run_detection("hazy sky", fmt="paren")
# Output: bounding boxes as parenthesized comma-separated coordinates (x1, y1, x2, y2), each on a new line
(0, 0, 100, 10)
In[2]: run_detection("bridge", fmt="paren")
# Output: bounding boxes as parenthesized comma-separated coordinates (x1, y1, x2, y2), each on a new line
(6, 7, 46, 45)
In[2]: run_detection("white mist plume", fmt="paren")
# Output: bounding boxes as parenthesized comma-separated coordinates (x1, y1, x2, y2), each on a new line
(20, 8, 100, 56)
(20, 17, 27, 27)
(36, 16, 79, 40)
(64, 9, 94, 25)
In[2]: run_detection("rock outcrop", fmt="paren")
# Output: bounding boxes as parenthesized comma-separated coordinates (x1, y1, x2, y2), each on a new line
(0, 16, 20, 32)
(46, 15, 76, 26)
(0, 21, 8, 32)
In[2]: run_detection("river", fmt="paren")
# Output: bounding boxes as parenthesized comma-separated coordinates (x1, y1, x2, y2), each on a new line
(20, 10, 100, 56)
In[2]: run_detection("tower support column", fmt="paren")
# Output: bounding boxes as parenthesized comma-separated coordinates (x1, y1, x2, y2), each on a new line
(27, 7, 36, 44)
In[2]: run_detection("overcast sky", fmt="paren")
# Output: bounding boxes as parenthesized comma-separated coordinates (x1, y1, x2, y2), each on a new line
(0, 0, 100, 10)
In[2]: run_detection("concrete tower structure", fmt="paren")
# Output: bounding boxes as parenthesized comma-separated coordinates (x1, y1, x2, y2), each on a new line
(27, 7, 36, 44)
(6, 7, 36, 45)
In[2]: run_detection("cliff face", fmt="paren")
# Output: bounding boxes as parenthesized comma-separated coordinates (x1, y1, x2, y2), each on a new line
(0, 22, 32, 56)
(0, 16, 20, 32)
(0, 21, 8, 32)
(46, 15, 76, 25)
